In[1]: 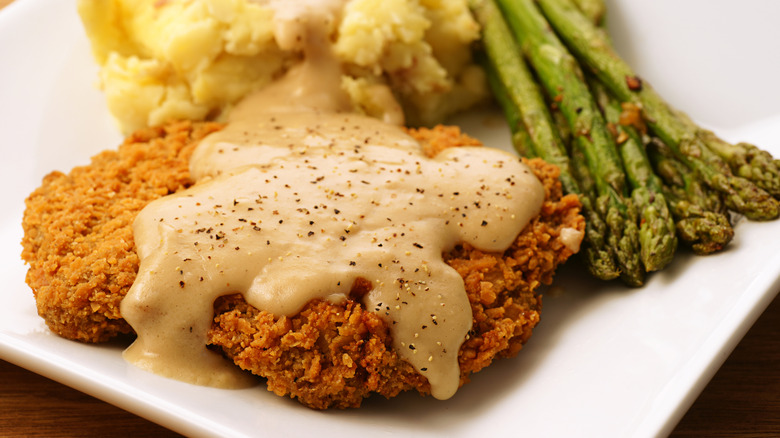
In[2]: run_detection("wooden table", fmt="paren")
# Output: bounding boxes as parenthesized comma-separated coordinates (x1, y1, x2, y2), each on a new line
(1, 0, 778, 436)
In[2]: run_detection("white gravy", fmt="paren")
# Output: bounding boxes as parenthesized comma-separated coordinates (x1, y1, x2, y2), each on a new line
(121, 0, 545, 400)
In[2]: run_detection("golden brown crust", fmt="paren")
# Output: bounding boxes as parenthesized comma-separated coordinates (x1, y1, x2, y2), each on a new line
(209, 296, 429, 409)
(208, 128, 585, 408)
(21, 121, 222, 342)
(21, 121, 584, 408)
(406, 125, 483, 157)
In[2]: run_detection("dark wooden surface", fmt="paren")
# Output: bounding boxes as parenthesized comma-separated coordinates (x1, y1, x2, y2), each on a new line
(1, 294, 777, 437)
(1, 1, 777, 436)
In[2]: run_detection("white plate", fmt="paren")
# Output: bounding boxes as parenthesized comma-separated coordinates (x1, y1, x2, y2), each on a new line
(2, 1, 779, 437)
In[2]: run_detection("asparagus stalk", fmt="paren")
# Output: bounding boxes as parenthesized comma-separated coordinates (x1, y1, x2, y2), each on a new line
(471, 0, 574, 190)
(675, 111, 780, 198)
(703, 132, 780, 198)
(496, 0, 643, 286)
(550, 84, 625, 279)
(536, 0, 780, 221)
(556, 101, 624, 279)
(591, 80, 677, 271)
(647, 140, 734, 254)
(568, 131, 596, 199)
(548, 98, 572, 148)
(666, 196, 734, 255)
(471, 0, 620, 280)
(566, 123, 613, 274)
(571, 0, 606, 27)
(484, 63, 537, 158)
(650, 139, 726, 215)
(569, 141, 629, 278)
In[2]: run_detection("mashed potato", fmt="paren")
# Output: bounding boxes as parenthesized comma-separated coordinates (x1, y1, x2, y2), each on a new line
(78, 0, 488, 134)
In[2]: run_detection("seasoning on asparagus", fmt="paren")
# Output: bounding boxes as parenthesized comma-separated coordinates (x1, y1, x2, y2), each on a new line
(647, 139, 734, 254)
(535, 0, 780, 221)
(495, 0, 643, 286)
(471, 0, 621, 280)
(675, 111, 780, 198)
(591, 79, 677, 272)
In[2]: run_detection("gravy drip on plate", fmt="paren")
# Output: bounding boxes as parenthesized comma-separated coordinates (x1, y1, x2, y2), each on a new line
(121, 0, 544, 400)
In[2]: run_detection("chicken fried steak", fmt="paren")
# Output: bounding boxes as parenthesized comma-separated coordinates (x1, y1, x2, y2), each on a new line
(21, 122, 583, 408)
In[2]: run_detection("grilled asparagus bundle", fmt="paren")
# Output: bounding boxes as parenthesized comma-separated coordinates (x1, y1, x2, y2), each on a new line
(470, 0, 780, 286)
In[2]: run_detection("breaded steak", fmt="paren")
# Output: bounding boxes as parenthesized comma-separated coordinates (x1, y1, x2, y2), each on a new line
(21, 121, 583, 407)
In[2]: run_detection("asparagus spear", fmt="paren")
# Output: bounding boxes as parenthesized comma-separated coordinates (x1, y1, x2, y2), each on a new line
(568, 139, 631, 279)
(650, 139, 726, 215)
(571, 0, 606, 27)
(675, 111, 780, 198)
(484, 63, 537, 158)
(649, 138, 732, 245)
(547, 88, 624, 279)
(647, 140, 734, 254)
(536, 0, 780, 221)
(496, 0, 644, 286)
(568, 132, 596, 199)
(667, 198, 734, 255)
(563, 111, 619, 278)
(545, 91, 573, 148)
(471, 0, 620, 280)
(699, 131, 780, 198)
(591, 80, 677, 271)
(471, 0, 574, 189)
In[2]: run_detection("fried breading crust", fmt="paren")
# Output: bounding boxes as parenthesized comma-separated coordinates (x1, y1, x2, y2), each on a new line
(21, 121, 222, 342)
(21, 123, 583, 408)
(208, 128, 583, 408)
